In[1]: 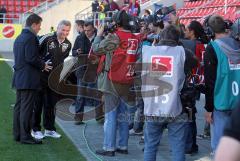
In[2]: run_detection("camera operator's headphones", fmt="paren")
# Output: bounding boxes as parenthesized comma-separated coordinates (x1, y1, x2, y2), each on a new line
(113, 10, 140, 33)
(113, 10, 126, 25)
(231, 18, 240, 41)
(204, 15, 215, 39)
(204, 15, 233, 39)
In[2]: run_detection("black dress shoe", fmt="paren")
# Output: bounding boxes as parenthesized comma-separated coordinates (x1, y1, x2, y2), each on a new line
(116, 148, 128, 154)
(14, 138, 20, 142)
(96, 149, 115, 156)
(21, 138, 42, 144)
(185, 148, 198, 155)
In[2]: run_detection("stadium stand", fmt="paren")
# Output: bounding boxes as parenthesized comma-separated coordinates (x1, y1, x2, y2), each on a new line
(0, 0, 51, 23)
(177, 0, 240, 25)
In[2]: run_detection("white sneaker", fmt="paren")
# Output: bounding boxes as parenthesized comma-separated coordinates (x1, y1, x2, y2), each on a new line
(31, 130, 44, 140)
(44, 130, 61, 138)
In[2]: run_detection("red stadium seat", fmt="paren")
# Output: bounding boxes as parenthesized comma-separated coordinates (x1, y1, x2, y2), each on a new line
(7, 0, 14, 6)
(15, 6, 21, 13)
(21, 1, 28, 7)
(7, 6, 14, 13)
(14, 0, 21, 6)
(22, 6, 28, 13)
(179, 0, 240, 26)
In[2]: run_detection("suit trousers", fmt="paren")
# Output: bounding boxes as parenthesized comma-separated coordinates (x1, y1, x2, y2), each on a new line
(13, 89, 36, 141)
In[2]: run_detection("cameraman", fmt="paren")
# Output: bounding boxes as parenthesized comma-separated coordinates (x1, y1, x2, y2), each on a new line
(204, 15, 240, 153)
(93, 10, 141, 156)
(142, 25, 198, 161)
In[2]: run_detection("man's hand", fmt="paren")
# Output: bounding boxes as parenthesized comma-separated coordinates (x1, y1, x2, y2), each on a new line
(44, 60, 53, 72)
(77, 48, 83, 55)
(97, 24, 105, 37)
(205, 112, 213, 124)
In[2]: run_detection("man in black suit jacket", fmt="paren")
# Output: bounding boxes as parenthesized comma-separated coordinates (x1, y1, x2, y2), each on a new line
(12, 14, 51, 144)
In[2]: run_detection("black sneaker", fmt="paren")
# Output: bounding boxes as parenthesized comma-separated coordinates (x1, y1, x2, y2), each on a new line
(14, 136, 20, 142)
(20, 138, 42, 144)
(116, 148, 128, 154)
(96, 149, 115, 156)
(185, 148, 198, 155)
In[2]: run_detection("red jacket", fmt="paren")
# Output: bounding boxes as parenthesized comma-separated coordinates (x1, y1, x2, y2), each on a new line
(97, 29, 141, 84)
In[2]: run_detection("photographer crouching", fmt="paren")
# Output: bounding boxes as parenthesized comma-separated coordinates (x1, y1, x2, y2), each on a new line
(92, 10, 141, 156)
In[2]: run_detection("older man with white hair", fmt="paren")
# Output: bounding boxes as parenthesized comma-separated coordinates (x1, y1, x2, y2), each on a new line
(31, 20, 72, 140)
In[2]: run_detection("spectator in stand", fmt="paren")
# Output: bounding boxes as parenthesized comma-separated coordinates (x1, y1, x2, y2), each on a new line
(75, 20, 85, 35)
(92, 0, 100, 12)
(0, 5, 7, 23)
(109, 0, 120, 11)
(128, 0, 140, 17)
(99, 0, 110, 13)
(124, 0, 129, 4)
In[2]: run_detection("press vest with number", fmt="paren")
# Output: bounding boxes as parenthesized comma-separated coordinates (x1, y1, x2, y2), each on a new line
(97, 30, 141, 84)
(211, 40, 240, 110)
(141, 45, 186, 117)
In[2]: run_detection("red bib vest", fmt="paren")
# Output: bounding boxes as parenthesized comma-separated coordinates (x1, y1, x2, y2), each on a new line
(97, 30, 141, 84)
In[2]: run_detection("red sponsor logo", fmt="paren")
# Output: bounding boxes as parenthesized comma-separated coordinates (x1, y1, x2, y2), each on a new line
(2, 25, 15, 38)
(127, 39, 138, 55)
(151, 56, 173, 77)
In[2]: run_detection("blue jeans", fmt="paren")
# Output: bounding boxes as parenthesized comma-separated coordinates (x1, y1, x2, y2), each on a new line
(75, 78, 99, 114)
(144, 113, 188, 161)
(103, 93, 129, 151)
(211, 110, 231, 152)
(128, 105, 137, 129)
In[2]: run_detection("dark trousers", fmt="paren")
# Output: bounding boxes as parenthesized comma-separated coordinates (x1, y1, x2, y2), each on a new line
(13, 89, 36, 141)
(185, 111, 198, 151)
(32, 87, 60, 131)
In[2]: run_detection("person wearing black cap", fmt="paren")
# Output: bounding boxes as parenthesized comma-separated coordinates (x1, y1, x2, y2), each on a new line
(93, 10, 141, 156)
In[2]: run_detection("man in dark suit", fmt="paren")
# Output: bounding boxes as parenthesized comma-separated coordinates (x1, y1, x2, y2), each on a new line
(12, 14, 52, 144)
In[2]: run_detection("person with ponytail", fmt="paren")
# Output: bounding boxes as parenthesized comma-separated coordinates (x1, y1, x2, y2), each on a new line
(182, 20, 208, 76)
(180, 20, 209, 155)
